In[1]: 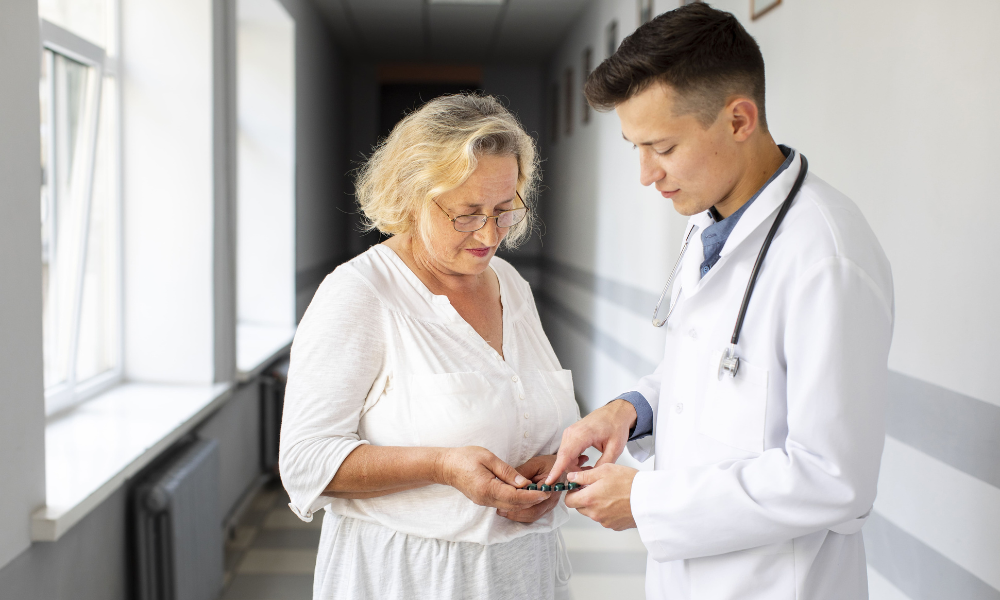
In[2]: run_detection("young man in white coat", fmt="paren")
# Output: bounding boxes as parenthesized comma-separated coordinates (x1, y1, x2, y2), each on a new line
(544, 4, 894, 599)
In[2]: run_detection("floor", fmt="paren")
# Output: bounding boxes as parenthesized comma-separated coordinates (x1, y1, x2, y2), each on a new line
(221, 480, 647, 600)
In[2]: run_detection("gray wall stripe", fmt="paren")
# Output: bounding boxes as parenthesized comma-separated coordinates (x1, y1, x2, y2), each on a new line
(865, 512, 1000, 600)
(567, 551, 647, 576)
(534, 289, 657, 377)
(540, 258, 658, 319)
(887, 371, 1000, 490)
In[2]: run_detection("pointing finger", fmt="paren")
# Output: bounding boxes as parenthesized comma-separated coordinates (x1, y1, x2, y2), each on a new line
(546, 448, 578, 486)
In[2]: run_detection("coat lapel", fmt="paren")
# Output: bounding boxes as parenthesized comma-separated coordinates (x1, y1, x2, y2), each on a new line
(718, 149, 803, 262)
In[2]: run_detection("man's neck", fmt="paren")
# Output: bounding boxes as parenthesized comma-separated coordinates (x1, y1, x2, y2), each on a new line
(713, 140, 787, 219)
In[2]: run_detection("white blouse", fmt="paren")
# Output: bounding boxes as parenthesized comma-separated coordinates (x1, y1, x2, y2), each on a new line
(279, 244, 580, 545)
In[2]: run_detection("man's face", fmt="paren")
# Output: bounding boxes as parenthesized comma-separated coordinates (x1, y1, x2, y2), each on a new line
(617, 83, 742, 217)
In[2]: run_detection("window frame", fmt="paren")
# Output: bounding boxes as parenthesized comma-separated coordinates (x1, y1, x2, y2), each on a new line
(39, 17, 124, 416)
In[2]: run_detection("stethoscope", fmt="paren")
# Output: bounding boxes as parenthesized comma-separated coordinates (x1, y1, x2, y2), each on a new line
(651, 154, 809, 380)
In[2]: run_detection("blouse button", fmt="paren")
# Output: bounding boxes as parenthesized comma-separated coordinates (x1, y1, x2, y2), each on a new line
(511, 375, 519, 383)
(675, 403, 684, 414)
(519, 393, 525, 400)
(524, 413, 530, 419)
(523, 431, 529, 438)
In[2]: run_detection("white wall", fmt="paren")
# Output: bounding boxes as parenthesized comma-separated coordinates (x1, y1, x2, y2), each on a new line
(0, 0, 47, 571)
(542, 1, 1000, 598)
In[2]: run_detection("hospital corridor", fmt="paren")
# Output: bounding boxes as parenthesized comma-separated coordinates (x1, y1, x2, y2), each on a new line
(1, 0, 998, 599)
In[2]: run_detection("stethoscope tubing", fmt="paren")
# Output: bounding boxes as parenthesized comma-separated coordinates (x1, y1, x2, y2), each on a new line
(729, 154, 809, 346)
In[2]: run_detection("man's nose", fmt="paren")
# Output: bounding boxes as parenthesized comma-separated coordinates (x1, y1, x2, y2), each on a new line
(639, 151, 666, 187)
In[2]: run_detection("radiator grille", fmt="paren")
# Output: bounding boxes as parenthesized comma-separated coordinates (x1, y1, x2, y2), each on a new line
(133, 438, 223, 600)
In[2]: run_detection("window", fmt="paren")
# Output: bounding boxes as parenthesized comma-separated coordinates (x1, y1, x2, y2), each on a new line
(236, 0, 297, 373)
(38, 1, 121, 415)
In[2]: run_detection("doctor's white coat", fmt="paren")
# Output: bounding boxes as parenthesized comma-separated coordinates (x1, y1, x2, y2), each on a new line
(626, 149, 894, 600)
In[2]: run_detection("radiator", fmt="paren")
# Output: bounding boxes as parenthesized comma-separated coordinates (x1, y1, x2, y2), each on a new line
(133, 438, 223, 600)
(260, 358, 288, 472)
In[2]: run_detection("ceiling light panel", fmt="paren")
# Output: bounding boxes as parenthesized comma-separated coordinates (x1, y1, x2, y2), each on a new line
(428, 0, 505, 5)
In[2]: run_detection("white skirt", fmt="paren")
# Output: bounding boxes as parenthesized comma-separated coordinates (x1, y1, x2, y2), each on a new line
(312, 511, 573, 600)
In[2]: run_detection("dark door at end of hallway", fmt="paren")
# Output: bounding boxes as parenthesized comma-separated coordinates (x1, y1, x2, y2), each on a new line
(378, 82, 482, 142)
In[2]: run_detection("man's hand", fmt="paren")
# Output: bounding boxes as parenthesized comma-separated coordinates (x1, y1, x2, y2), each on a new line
(498, 454, 588, 524)
(564, 463, 639, 531)
(545, 399, 637, 485)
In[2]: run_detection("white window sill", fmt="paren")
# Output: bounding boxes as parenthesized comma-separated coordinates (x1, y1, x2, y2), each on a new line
(236, 322, 295, 382)
(32, 382, 232, 541)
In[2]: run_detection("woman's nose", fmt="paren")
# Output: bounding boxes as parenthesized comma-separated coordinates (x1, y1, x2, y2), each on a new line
(475, 218, 501, 246)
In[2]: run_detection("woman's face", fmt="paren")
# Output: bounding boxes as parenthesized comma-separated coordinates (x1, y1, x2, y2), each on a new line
(416, 154, 520, 277)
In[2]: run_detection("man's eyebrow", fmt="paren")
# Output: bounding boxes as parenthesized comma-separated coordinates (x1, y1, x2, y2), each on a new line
(622, 132, 672, 146)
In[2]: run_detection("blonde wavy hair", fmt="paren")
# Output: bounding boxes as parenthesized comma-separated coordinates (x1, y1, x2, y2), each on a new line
(355, 93, 539, 249)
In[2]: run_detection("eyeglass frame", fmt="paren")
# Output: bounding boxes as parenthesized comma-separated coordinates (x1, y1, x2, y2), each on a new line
(432, 192, 530, 233)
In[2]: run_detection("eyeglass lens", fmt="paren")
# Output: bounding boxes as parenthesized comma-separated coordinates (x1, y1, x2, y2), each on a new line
(453, 208, 527, 232)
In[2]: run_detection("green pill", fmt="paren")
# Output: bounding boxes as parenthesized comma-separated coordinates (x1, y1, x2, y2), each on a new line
(540, 484, 552, 492)
(553, 483, 565, 491)
(567, 482, 579, 491)
(526, 483, 537, 491)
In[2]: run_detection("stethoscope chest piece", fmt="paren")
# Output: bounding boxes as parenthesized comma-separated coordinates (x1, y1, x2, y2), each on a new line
(718, 344, 740, 380)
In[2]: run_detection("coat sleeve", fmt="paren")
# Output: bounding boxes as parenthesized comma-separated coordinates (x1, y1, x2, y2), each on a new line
(630, 256, 894, 561)
(624, 361, 666, 462)
(278, 267, 387, 521)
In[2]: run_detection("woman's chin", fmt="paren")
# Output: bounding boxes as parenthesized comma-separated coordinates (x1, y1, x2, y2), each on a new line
(447, 252, 494, 275)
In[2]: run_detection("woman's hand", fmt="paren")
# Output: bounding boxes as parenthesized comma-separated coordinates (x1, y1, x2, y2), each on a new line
(497, 454, 589, 524)
(436, 446, 549, 511)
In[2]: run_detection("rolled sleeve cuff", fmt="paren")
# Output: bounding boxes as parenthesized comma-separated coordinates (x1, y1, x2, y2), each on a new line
(611, 391, 653, 441)
(280, 438, 369, 522)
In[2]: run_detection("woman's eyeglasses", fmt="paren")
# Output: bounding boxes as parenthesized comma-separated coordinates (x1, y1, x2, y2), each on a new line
(434, 192, 529, 233)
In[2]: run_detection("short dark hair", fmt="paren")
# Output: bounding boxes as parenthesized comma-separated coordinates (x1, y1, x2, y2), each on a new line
(585, 3, 768, 129)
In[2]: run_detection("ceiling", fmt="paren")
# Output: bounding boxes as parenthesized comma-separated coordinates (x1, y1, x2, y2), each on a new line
(313, 0, 593, 63)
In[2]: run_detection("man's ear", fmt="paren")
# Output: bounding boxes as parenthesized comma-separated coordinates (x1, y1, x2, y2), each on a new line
(727, 97, 760, 142)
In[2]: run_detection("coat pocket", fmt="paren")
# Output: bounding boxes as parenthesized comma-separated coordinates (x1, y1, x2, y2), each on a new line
(697, 351, 769, 454)
(690, 545, 794, 600)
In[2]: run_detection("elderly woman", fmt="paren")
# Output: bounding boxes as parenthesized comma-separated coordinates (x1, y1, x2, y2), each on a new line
(279, 94, 581, 600)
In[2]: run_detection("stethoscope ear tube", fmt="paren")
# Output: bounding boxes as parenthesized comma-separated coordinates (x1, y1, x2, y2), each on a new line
(651, 225, 700, 327)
